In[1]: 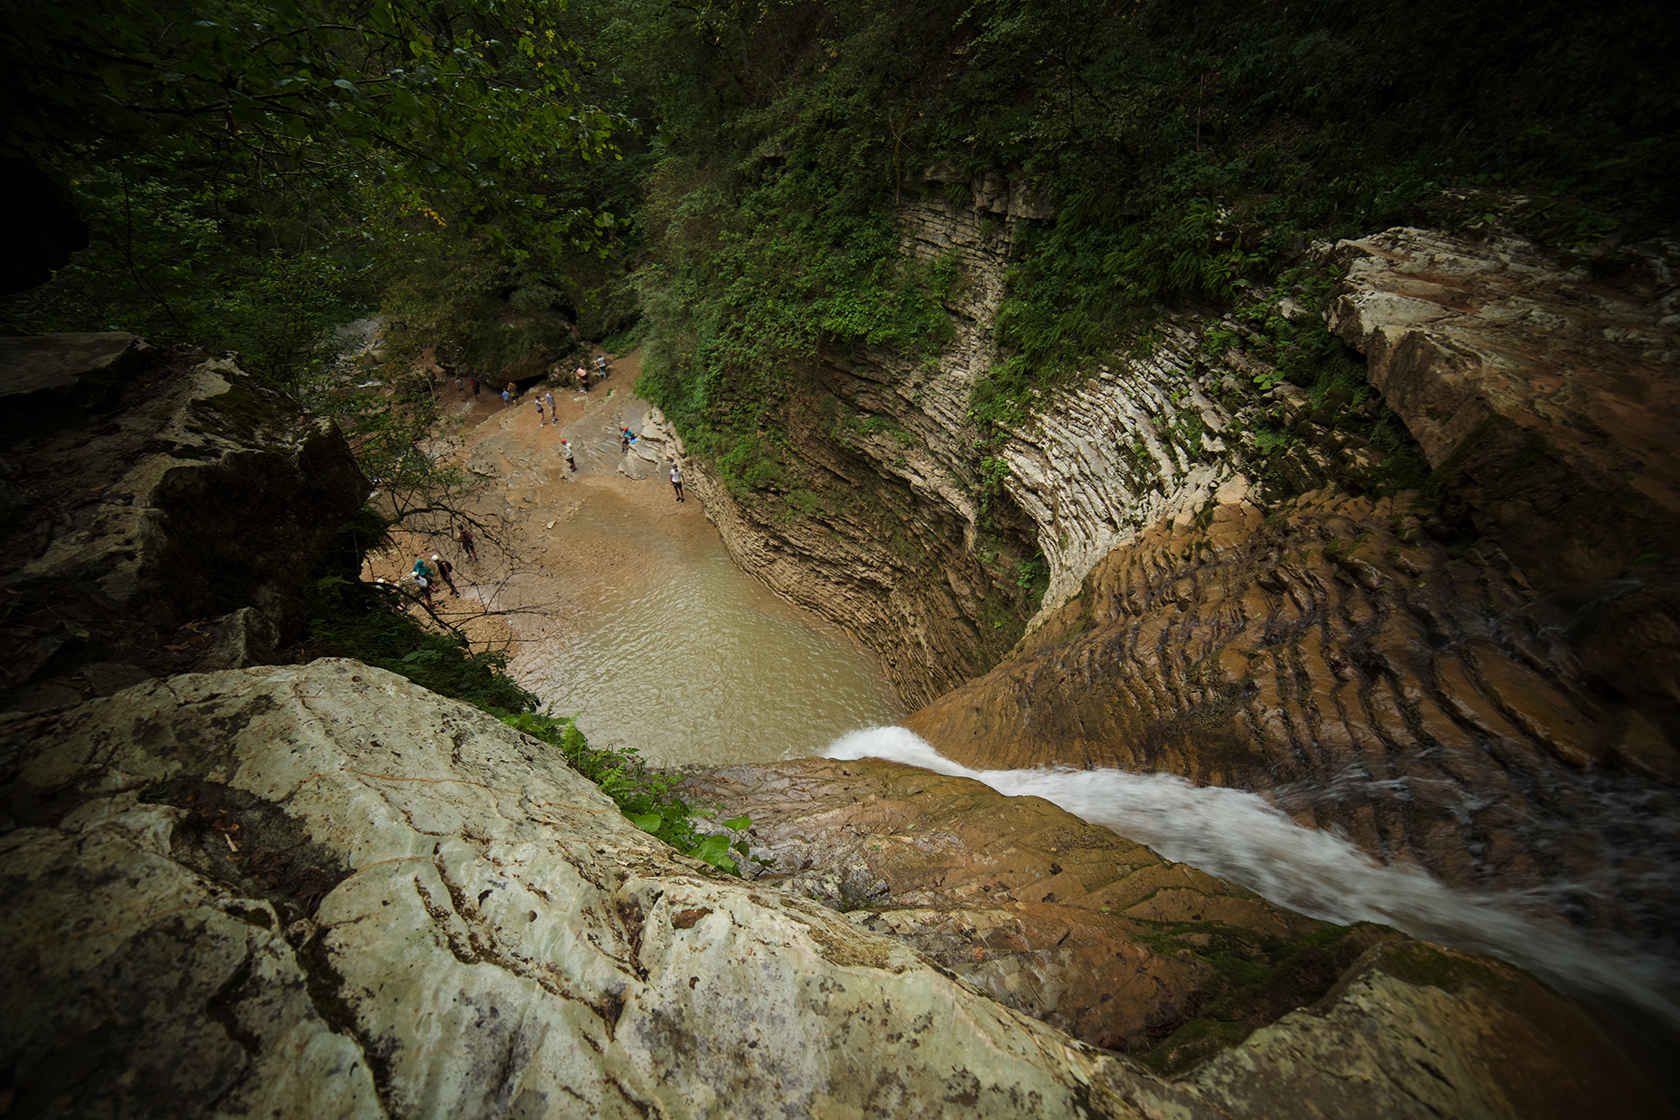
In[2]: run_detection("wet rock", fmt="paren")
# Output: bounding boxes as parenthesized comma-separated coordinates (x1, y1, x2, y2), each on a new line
(680, 758, 1399, 1063)
(903, 492, 1680, 943)
(1, 660, 1667, 1119)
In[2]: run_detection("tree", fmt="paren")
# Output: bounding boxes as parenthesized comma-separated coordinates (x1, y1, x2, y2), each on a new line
(2, 0, 621, 251)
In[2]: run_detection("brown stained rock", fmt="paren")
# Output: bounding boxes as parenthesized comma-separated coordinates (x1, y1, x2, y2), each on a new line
(1462, 640, 1611, 769)
(1325, 228, 1680, 590)
(678, 756, 1400, 1065)
(903, 494, 1680, 944)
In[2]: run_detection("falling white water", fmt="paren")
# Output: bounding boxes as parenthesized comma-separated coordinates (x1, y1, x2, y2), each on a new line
(823, 725, 1680, 1028)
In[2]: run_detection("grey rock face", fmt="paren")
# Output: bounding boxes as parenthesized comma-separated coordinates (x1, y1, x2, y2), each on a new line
(2, 660, 1667, 1119)
(0, 662, 1140, 1117)
(0, 332, 151, 439)
(0, 352, 368, 711)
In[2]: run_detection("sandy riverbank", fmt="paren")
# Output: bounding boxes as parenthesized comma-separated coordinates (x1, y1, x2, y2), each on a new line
(365, 349, 710, 665)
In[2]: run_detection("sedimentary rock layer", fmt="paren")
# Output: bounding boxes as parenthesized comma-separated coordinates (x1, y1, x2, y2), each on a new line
(1326, 227, 1680, 588)
(905, 488, 1680, 935)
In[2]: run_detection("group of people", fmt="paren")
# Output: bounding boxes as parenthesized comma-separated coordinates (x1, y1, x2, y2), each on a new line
(452, 354, 611, 408)
(534, 388, 558, 427)
(381, 350, 689, 613)
(377, 538, 470, 614)
(408, 552, 459, 603)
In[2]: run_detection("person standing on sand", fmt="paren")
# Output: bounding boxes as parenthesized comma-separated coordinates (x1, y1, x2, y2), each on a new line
(506, 381, 518, 404)
(455, 524, 477, 561)
(430, 553, 459, 596)
(544, 388, 556, 416)
(535, 396, 546, 427)
(501, 386, 510, 408)
(469, 377, 480, 400)
(670, 463, 684, 502)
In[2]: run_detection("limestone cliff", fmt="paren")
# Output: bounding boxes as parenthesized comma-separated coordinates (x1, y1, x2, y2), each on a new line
(688, 181, 1267, 708)
(2, 661, 1667, 1119)
(897, 229, 1680, 961)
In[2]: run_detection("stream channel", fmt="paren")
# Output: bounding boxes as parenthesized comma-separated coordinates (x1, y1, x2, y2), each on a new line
(435, 377, 1677, 1050)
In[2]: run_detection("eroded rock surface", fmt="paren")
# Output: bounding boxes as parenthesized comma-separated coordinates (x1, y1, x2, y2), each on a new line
(3, 660, 1667, 1119)
(680, 758, 1402, 1072)
(904, 488, 1680, 947)
(1326, 227, 1680, 588)
(0, 349, 368, 711)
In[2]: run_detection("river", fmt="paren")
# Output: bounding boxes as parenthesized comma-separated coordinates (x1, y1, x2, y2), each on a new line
(430, 374, 1677, 1055)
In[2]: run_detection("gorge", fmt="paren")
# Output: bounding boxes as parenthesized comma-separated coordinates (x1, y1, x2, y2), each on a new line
(4, 0, 1679, 1115)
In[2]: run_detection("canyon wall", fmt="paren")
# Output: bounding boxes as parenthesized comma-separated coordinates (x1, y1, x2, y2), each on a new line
(898, 229, 1680, 962)
(685, 200, 1680, 975)
(690, 175, 1266, 707)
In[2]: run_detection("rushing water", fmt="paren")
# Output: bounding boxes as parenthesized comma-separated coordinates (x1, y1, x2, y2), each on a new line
(824, 726, 1680, 1030)
(520, 534, 902, 766)
(503, 466, 1677, 1038)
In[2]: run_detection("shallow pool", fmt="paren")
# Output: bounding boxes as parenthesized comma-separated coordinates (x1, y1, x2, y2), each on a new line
(516, 530, 902, 767)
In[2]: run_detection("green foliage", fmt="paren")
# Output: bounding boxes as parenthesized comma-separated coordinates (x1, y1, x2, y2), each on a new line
(305, 567, 758, 876)
(304, 574, 537, 714)
(1, 0, 634, 413)
(497, 711, 761, 876)
(2, 0, 620, 249)
(1223, 264, 1432, 499)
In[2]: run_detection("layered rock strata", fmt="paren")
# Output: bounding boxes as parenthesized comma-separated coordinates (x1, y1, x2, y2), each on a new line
(688, 190, 1039, 708)
(691, 188, 1258, 707)
(2, 660, 1669, 1119)
(0, 347, 368, 711)
(997, 327, 1246, 622)
(904, 487, 1680, 948)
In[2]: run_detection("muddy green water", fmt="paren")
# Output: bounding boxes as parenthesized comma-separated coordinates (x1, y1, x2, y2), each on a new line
(516, 531, 902, 767)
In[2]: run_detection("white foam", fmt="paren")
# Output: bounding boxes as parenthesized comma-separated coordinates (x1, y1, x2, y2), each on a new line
(824, 725, 1680, 1026)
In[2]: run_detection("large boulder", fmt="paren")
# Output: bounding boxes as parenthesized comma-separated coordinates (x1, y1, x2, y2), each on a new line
(1324, 227, 1680, 590)
(0, 350, 368, 711)
(0, 660, 1669, 1118)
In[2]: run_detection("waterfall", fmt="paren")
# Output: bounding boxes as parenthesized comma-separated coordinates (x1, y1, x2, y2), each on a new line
(823, 725, 1680, 1028)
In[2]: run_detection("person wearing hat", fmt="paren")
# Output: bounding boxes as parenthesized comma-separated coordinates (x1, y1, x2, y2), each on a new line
(430, 553, 459, 596)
